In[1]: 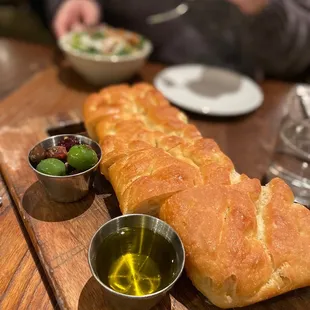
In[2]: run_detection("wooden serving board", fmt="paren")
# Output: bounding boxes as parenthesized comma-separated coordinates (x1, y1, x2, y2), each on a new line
(0, 112, 309, 310)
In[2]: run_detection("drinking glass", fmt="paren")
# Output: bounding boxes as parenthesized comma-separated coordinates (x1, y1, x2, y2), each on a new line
(266, 88, 310, 207)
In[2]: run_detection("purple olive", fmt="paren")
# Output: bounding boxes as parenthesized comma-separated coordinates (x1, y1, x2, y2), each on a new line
(29, 145, 46, 165)
(57, 137, 80, 151)
(46, 146, 67, 161)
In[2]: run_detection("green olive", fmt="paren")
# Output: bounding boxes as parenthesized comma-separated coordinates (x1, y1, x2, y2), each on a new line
(67, 145, 98, 171)
(36, 158, 66, 176)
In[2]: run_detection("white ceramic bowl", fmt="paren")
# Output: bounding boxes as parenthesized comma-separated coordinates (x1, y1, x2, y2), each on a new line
(58, 28, 153, 86)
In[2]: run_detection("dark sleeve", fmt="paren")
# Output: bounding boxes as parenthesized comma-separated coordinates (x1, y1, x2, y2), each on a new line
(29, 0, 61, 27)
(32, 0, 103, 27)
(45, 0, 62, 24)
(251, 0, 310, 78)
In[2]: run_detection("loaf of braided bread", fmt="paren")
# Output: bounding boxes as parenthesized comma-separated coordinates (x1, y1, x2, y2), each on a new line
(84, 83, 237, 212)
(83, 83, 310, 308)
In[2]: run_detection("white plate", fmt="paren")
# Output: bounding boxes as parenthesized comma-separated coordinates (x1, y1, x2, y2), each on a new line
(154, 64, 264, 116)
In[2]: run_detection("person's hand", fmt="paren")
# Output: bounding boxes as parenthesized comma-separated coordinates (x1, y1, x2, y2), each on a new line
(53, 0, 101, 38)
(228, 0, 269, 15)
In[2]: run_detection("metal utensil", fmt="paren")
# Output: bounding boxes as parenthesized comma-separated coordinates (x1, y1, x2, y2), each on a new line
(296, 84, 310, 119)
(28, 134, 102, 203)
(146, 2, 190, 25)
(89, 214, 185, 310)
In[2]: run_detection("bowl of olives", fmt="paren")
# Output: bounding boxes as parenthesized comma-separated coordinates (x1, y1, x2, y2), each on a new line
(28, 134, 102, 203)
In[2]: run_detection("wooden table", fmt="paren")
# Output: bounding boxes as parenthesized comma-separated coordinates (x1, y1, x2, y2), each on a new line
(0, 39, 295, 309)
(0, 39, 57, 310)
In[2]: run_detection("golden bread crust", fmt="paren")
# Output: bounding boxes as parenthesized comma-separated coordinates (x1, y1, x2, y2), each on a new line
(83, 82, 310, 308)
(160, 178, 310, 308)
(108, 147, 203, 214)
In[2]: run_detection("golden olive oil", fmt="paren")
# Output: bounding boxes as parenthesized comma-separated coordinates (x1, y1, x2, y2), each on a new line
(95, 227, 178, 296)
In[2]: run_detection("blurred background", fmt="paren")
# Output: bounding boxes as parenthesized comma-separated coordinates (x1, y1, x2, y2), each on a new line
(0, 0, 53, 45)
(1, 0, 310, 84)
(1, 0, 310, 86)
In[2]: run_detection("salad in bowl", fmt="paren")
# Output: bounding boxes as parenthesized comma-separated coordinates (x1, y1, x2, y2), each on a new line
(59, 24, 152, 85)
(69, 25, 147, 57)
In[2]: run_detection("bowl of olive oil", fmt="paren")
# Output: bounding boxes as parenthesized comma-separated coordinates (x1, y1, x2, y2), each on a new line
(88, 214, 185, 310)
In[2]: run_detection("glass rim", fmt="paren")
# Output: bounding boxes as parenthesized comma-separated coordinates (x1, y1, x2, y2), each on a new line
(280, 119, 310, 161)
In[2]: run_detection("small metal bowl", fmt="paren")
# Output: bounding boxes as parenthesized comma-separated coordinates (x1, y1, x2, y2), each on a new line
(28, 134, 102, 203)
(88, 214, 185, 310)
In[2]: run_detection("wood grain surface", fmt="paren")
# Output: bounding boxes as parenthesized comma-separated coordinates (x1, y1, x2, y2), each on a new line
(1, 112, 310, 310)
(0, 174, 57, 310)
(0, 62, 294, 179)
(0, 66, 309, 309)
(0, 40, 302, 309)
(0, 39, 53, 100)
(0, 39, 57, 310)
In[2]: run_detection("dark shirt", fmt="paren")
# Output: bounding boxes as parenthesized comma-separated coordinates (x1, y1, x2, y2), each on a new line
(35, 0, 310, 79)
